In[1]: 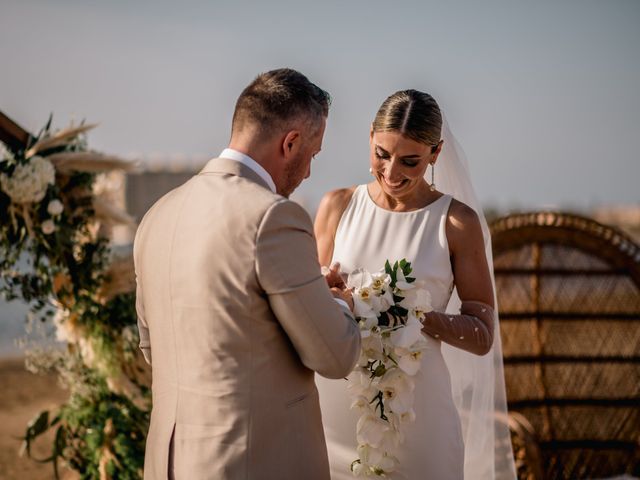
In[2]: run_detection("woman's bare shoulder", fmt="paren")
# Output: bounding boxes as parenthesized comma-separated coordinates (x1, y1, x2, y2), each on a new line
(317, 186, 358, 221)
(447, 198, 480, 226)
(446, 198, 484, 247)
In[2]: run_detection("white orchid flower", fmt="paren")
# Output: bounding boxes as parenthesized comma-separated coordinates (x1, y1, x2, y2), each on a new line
(347, 268, 374, 290)
(389, 315, 424, 349)
(351, 460, 367, 476)
(371, 272, 391, 291)
(388, 388, 414, 414)
(399, 408, 416, 423)
(353, 291, 377, 318)
(361, 331, 384, 361)
(350, 395, 375, 414)
(380, 369, 415, 414)
(396, 349, 424, 376)
(358, 443, 398, 474)
(348, 368, 378, 399)
(399, 287, 433, 319)
(356, 414, 390, 448)
(394, 268, 415, 291)
(377, 453, 398, 473)
(357, 443, 385, 466)
(378, 428, 401, 453)
(378, 287, 395, 312)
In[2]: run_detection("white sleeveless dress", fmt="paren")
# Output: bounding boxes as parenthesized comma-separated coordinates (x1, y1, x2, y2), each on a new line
(316, 184, 464, 480)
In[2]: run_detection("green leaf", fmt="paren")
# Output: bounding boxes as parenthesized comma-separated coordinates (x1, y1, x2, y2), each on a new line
(54, 425, 66, 455)
(373, 364, 386, 377)
(27, 410, 50, 437)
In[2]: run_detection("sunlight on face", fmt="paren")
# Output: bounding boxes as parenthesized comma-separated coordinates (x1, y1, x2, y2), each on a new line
(281, 118, 326, 197)
(369, 131, 434, 199)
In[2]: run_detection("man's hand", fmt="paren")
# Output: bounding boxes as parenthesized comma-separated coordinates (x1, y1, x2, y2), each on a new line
(330, 286, 354, 312)
(321, 262, 347, 289)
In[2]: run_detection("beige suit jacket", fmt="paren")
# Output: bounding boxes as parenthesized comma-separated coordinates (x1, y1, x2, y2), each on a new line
(134, 158, 361, 480)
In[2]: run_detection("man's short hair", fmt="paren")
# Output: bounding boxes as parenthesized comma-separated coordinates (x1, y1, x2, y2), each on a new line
(232, 68, 331, 138)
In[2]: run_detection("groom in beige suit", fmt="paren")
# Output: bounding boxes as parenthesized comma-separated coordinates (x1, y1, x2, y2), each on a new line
(134, 68, 361, 479)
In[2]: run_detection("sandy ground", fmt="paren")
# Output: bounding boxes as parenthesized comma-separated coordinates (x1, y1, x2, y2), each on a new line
(0, 357, 69, 480)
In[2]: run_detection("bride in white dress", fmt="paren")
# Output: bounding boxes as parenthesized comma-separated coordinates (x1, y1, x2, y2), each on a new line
(314, 90, 516, 479)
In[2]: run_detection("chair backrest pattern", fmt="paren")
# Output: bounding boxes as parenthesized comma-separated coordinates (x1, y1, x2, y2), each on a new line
(490, 212, 640, 479)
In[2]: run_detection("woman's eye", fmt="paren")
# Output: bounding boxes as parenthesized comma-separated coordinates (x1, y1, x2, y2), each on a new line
(402, 160, 419, 167)
(375, 150, 389, 159)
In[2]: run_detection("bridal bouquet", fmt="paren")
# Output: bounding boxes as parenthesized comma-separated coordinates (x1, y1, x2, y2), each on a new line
(347, 259, 432, 477)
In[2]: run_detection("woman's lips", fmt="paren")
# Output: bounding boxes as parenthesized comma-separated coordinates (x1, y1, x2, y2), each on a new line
(382, 176, 408, 189)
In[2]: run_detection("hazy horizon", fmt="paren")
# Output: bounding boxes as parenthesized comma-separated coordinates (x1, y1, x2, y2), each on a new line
(1, 0, 639, 213)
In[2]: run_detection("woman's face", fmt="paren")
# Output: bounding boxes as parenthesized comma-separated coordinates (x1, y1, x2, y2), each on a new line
(369, 130, 440, 199)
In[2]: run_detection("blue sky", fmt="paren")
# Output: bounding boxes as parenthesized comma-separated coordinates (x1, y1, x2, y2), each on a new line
(1, 0, 639, 211)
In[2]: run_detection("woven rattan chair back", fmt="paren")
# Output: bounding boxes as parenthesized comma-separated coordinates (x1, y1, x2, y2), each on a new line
(490, 212, 640, 479)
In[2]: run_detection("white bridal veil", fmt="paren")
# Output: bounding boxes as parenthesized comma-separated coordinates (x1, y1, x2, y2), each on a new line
(434, 118, 517, 479)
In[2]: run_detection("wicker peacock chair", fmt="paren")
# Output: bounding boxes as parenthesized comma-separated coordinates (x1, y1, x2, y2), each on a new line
(490, 211, 640, 480)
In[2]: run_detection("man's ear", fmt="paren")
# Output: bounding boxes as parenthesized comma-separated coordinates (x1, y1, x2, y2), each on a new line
(282, 130, 300, 158)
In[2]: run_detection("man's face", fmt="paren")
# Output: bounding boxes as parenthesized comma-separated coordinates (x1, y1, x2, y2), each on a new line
(280, 117, 326, 198)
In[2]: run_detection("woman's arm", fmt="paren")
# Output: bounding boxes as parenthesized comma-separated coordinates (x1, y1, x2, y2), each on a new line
(421, 200, 496, 355)
(313, 187, 356, 267)
(447, 200, 494, 308)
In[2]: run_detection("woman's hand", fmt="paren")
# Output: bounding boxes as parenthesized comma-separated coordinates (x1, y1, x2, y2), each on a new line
(330, 286, 354, 312)
(321, 262, 347, 289)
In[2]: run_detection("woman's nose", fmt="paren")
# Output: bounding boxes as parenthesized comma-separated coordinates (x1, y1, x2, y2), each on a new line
(385, 159, 402, 181)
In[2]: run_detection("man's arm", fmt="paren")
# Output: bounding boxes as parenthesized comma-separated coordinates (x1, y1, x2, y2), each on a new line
(133, 223, 152, 365)
(256, 199, 361, 379)
(135, 281, 152, 365)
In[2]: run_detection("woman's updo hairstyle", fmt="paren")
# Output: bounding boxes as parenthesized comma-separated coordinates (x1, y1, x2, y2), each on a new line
(372, 90, 442, 149)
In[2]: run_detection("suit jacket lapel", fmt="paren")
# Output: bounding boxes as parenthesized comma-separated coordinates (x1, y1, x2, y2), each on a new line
(199, 157, 272, 191)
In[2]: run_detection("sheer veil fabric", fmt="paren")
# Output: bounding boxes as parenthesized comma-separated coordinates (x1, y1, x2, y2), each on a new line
(434, 118, 517, 479)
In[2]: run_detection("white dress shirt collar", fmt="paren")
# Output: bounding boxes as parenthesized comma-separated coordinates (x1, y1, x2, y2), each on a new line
(219, 148, 276, 193)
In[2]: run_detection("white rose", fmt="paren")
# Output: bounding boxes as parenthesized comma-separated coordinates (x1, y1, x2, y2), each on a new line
(41, 219, 56, 235)
(0, 156, 55, 203)
(47, 199, 64, 216)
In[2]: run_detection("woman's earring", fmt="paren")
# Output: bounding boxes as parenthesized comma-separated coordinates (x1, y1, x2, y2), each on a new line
(429, 163, 436, 191)
(369, 167, 373, 175)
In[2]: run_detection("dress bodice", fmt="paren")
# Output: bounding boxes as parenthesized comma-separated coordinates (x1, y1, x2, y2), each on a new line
(332, 184, 454, 311)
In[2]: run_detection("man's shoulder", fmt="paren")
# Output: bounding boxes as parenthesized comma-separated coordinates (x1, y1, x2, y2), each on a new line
(256, 198, 313, 240)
